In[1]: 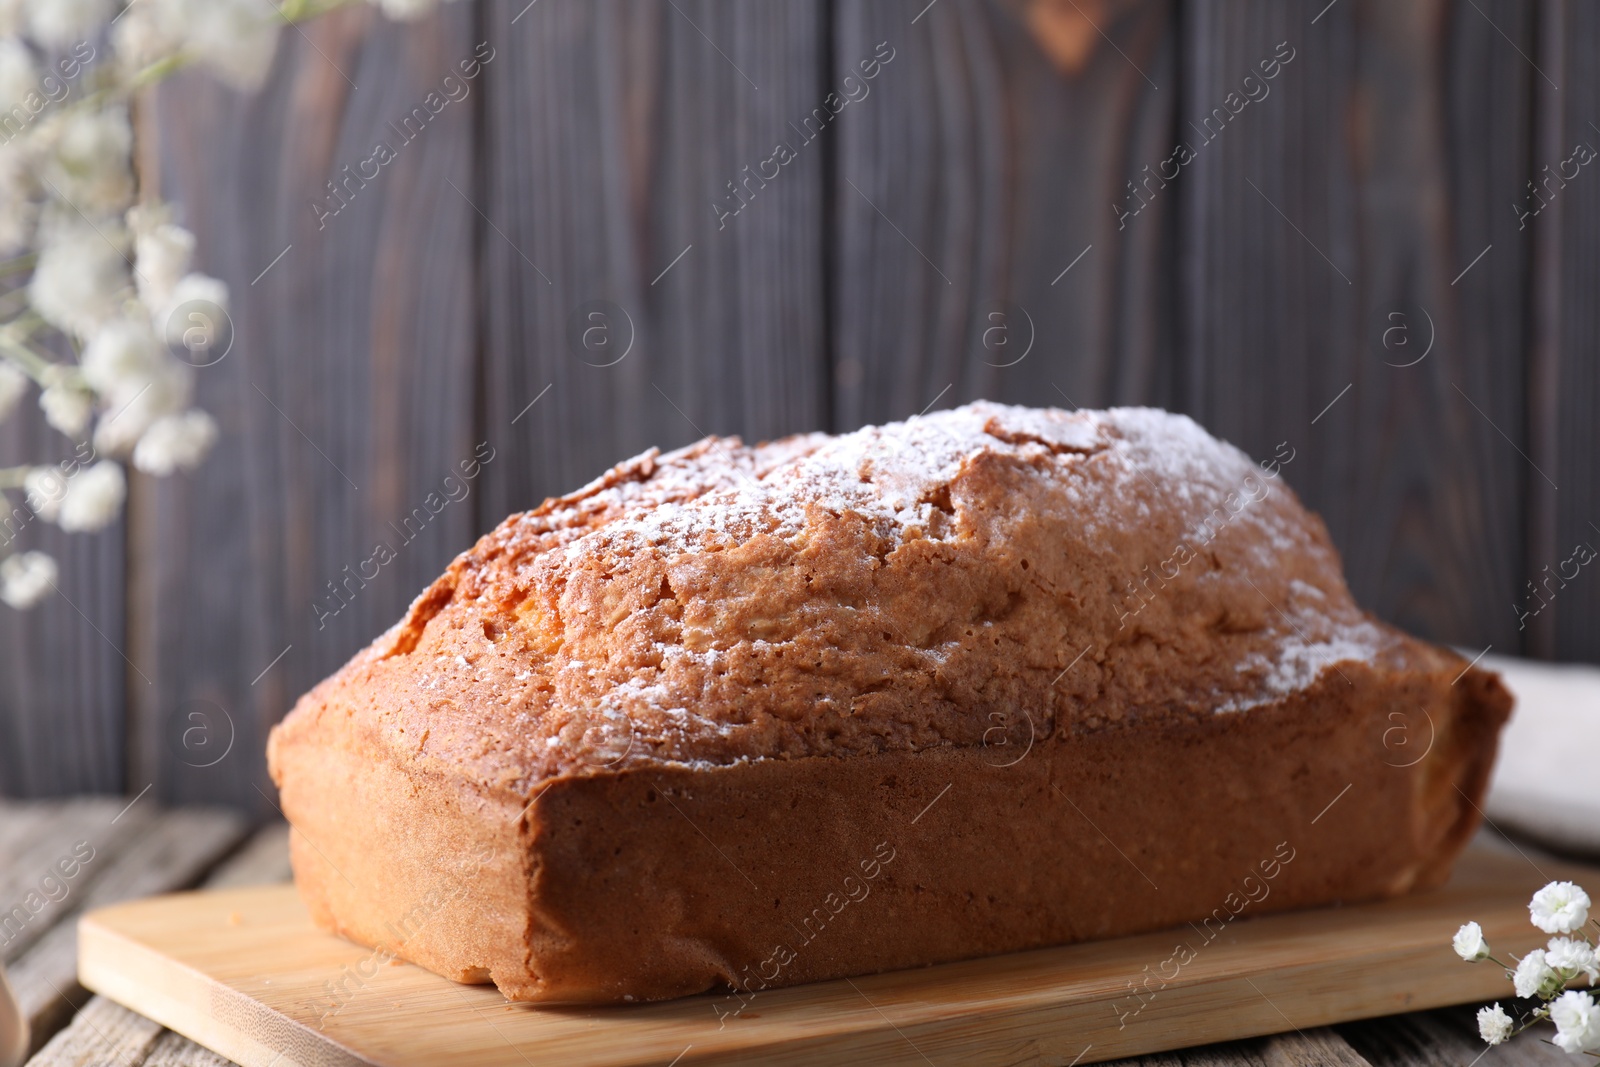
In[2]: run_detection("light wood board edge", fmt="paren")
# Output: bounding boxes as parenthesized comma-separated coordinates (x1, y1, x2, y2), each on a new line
(78, 915, 366, 1067)
(75, 880, 1553, 1067)
(730, 947, 1522, 1067)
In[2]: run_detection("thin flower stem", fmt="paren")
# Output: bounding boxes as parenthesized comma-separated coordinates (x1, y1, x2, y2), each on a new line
(5, 312, 43, 337)
(280, 0, 364, 20)
(0, 336, 56, 380)
(128, 55, 188, 91)
(0, 253, 37, 277)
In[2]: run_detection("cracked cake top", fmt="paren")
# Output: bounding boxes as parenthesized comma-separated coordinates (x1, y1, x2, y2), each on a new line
(273, 401, 1410, 796)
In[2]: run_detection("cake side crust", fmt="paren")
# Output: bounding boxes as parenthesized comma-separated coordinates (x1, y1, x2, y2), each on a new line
(270, 723, 532, 1003)
(274, 642, 1511, 1004)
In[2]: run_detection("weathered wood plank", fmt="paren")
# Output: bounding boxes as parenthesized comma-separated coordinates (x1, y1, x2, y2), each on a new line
(1440, 0, 1536, 662)
(10, 807, 246, 1057)
(19, 820, 289, 1067)
(1175, 0, 1531, 653)
(24, 994, 164, 1067)
(831, 0, 1177, 428)
(0, 413, 125, 798)
(1107, 1028, 1370, 1067)
(129, 1, 481, 814)
(1174, 1045, 1268, 1067)
(199, 824, 290, 890)
(0, 799, 136, 964)
(1259, 1029, 1373, 1067)
(1438, 0, 1539, 656)
(138, 1030, 235, 1067)
(1340, 1005, 1574, 1067)
(1540, 0, 1600, 662)
(0, 805, 54, 868)
(477, 0, 829, 527)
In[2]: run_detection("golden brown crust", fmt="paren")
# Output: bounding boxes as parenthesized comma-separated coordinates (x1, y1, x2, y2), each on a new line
(267, 402, 1513, 1004)
(274, 405, 1395, 786)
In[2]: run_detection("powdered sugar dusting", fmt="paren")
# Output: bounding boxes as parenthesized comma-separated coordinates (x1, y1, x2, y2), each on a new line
(319, 401, 1404, 784)
(581, 402, 1096, 561)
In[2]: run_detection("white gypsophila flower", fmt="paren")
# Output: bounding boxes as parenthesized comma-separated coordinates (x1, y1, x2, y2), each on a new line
(0, 34, 37, 109)
(111, 0, 182, 72)
(133, 409, 215, 475)
(158, 271, 228, 348)
(0, 145, 35, 253)
(1454, 921, 1490, 962)
(24, 0, 112, 49)
(370, 0, 441, 20)
(1551, 990, 1600, 1054)
(81, 316, 165, 396)
(39, 381, 92, 435)
(43, 106, 135, 216)
(0, 360, 27, 420)
(38, 363, 91, 436)
(1547, 937, 1600, 983)
(23, 464, 65, 520)
(1531, 882, 1592, 935)
(28, 221, 130, 336)
(131, 216, 195, 314)
(0, 42, 42, 252)
(180, 0, 280, 91)
(1476, 1003, 1513, 1046)
(1513, 949, 1559, 999)
(55, 459, 124, 531)
(93, 355, 193, 457)
(0, 549, 55, 608)
(125, 201, 169, 240)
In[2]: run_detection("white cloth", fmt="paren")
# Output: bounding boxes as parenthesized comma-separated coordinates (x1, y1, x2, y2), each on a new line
(1482, 653, 1600, 857)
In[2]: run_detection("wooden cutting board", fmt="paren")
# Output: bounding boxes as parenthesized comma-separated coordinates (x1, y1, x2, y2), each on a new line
(78, 845, 1595, 1067)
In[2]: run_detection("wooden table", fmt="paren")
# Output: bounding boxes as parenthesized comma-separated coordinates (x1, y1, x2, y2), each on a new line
(0, 800, 1569, 1067)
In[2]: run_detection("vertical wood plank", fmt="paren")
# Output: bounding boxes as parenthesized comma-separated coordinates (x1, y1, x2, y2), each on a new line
(477, 0, 829, 526)
(1443, 0, 1540, 657)
(831, 0, 1178, 428)
(1177, 0, 1532, 651)
(1541, 0, 1600, 662)
(0, 413, 124, 796)
(130, 3, 480, 811)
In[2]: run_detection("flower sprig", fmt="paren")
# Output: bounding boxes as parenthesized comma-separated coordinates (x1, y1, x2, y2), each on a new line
(0, 0, 460, 609)
(1455, 881, 1600, 1055)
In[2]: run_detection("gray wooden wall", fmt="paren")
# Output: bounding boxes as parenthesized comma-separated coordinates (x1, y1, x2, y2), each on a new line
(1, 0, 1594, 811)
